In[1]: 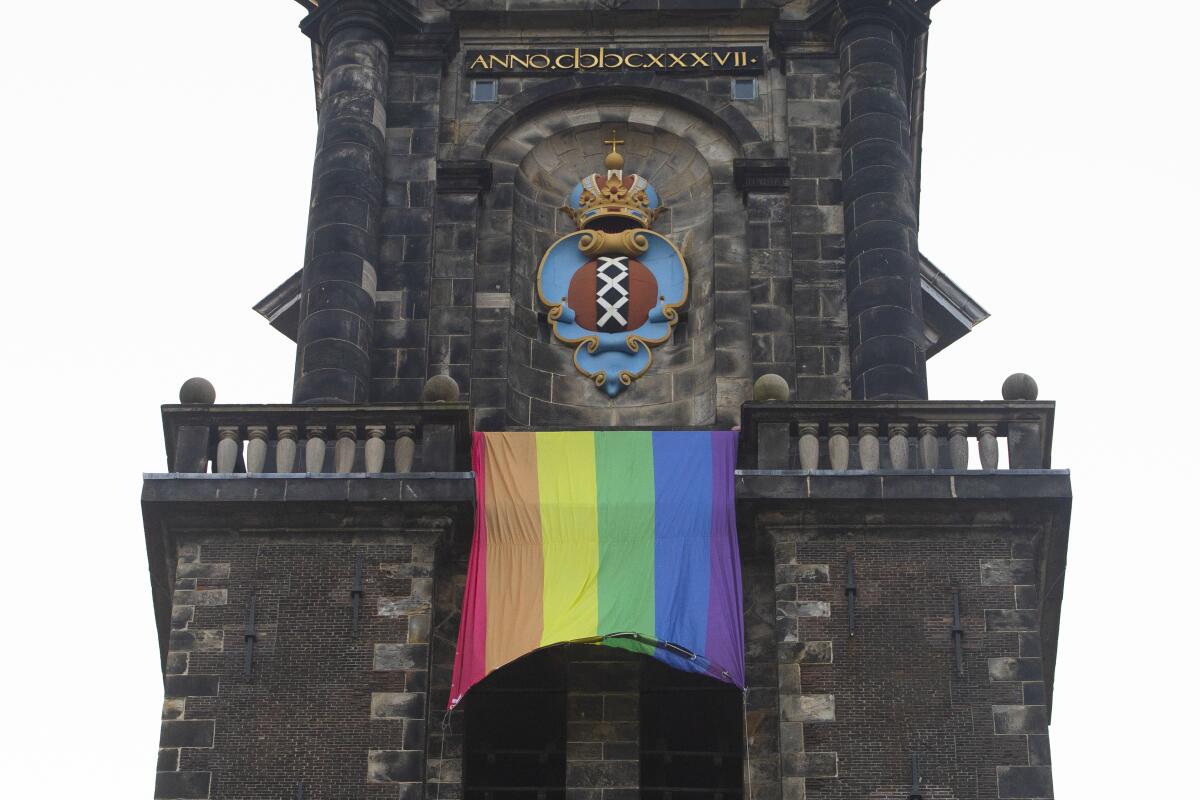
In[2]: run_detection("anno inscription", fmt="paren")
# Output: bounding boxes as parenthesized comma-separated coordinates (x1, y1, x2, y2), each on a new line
(465, 46, 764, 76)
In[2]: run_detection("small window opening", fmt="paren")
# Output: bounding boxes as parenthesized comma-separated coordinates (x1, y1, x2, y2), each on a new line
(471, 79, 499, 103)
(731, 78, 758, 101)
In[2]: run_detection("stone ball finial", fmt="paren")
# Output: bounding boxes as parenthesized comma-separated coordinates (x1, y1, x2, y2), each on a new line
(179, 377, 216, 405)
(753, 373, 791, 402)
(421, 374, 461, 403)
(1001, 373, 1039, 401)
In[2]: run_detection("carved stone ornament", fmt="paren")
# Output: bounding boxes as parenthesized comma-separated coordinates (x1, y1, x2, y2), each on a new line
(536, 132, 688, 397)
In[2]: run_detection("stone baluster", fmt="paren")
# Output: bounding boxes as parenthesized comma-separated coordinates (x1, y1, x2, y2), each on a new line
(335, 427, 357, 473)
(918, 425, 939, 469)
(799, 425, 821, 470)
(216, 427, 240, 474)
(394, 425, 416, 473)
(858, 423, 880, 470)
(888, 423, 911, 470)
(246, 426, 269, 473)
(365, 426, 387, 473)
(978, 425, 999, 470)
(276, 426, 299, 473)
(829, 424, 850, 471)
(306, 426, 327, 473)
(948, 425, 969, 470)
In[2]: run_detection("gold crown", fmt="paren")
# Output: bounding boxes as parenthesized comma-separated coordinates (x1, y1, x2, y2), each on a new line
(563, 131, 663, 230)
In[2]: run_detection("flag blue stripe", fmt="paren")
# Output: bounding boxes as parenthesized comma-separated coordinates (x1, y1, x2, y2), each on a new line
(652, 431, 713, 676)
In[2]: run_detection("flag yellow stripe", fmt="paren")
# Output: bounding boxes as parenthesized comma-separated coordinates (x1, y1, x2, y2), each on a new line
(536, 431, 600, 645)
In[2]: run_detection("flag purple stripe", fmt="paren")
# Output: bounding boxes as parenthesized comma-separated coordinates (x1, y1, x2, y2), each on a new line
(704, 430, 745, 687)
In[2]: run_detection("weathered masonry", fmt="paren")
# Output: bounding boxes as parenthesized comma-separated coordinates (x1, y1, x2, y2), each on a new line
(142, 2, 1071, 800)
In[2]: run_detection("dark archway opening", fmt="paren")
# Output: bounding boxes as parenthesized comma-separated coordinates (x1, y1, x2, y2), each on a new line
(640, 657, 745, 800)
(463, 646, 744, 800)
(464, 648, 568, 800)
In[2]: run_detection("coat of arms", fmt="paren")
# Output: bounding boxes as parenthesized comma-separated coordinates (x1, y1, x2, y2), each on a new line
(537, 132, 688, 397)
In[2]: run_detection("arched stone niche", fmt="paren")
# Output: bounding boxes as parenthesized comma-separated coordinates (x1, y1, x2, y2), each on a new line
(478, 98, 748, 428)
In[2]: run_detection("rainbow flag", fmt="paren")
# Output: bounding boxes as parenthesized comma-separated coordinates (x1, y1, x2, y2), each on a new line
(450, 430, 744, 708)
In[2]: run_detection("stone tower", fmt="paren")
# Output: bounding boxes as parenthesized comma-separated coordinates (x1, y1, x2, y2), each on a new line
(143, 2, 1071, 799)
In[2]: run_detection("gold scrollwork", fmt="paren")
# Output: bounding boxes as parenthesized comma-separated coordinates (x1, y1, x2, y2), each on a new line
(577, 229, 650, 259)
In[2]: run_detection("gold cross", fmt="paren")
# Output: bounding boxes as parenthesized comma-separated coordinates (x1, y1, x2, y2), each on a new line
(604, 129, 624, 153)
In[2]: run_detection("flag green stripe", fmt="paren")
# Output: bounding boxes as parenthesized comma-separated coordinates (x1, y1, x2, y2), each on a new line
(595, 430, 656, 654)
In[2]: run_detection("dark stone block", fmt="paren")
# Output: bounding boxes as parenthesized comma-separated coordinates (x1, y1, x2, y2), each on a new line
(986, 610, 1039, 633)
(566, 760, 638, 788)
(368, 750, 424, 783)
(163, 675, 219, 698)
(313, 168, 384, 204)
(430, 306, 472, 336)
(1024, 682, 1047, 706)
(994, 705, 1048, 735)
(849, 304, 924, 349)
(844, 138, 914, 179)
(375, 692, 425, 719)
(782, 751, 837, 778)
(302, 337, 372, 376)
(997, 766, 1053, 798)
(160, 720, 215, 749)
(154, 771, 210, 799)
(1028, 735, 1052, 766)
(297, 309, 366, 351)
(855, 364, 925, 401)
(845, 217, 911, 258)
(850, 335, 919, 376)
(990, 657, 1043, 682)
(848, 187, 917, 230)
(156, 749, 178, 772)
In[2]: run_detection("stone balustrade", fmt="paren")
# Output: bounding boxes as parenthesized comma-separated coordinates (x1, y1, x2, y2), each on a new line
(738, 401, 1055, 471)
(162, 404, 472, 475)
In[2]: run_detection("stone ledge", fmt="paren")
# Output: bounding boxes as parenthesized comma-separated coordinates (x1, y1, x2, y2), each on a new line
(737, 469, 1073, 502)
(142, 473, 474, 505)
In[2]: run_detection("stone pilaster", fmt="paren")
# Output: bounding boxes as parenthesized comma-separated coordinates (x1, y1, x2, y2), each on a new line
(735, 159, 797, 391)
(294, 1, 413, 403)
(156, 544, 229, 800)
(772, 18, 852, 401)
(773, 538, 838, 800)
(372, 24, 457, 402)
(431, 160, 495, 424)
(837, 0, 930, 400)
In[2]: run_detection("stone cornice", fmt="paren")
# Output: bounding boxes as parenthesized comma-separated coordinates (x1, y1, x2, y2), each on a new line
(834, 0, 932, 43)
(299, 0, 423, 46)
(394, 23, 459, 63)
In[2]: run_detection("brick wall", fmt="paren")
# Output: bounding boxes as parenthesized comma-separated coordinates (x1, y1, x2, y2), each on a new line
(156, 537, 436, 800)
(772, 529, 1052, 800)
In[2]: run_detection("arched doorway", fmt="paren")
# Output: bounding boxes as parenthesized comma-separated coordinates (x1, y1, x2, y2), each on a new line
(463, 645, 744, 800)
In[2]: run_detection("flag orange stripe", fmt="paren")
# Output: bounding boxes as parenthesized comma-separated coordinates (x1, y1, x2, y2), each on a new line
(483, 432, 545, 673)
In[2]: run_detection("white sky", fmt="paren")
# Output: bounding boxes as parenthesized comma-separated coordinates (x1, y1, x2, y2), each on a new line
(0, 1, 1194, 796)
